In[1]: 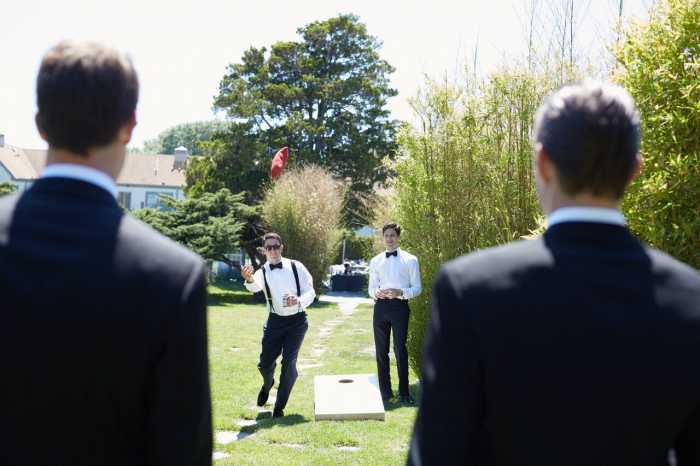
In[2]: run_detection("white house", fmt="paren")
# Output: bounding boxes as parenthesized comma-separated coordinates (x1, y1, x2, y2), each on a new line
(0, 136, 247, 269)
(0, 137, 187, 210)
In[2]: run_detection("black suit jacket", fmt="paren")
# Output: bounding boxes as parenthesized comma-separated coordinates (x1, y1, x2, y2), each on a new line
(409, 222, 700, 466)
(0, 178, 212, 466)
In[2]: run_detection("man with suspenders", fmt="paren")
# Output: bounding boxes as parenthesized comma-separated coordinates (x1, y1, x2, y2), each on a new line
(241, 232, 316, 418)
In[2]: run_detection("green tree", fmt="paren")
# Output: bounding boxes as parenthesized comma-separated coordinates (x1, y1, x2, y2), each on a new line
(332, 229, 374, 264)
(186, 122, 268, 202)
(0, 181, 17, 197)
(614, 0, 700, 268)
(212, 14, 398, 226)
(185, 122, 270, 267)
(143, 120, 230, 155)
(132, 188, 252, 268)
(262, 166, 344, 294)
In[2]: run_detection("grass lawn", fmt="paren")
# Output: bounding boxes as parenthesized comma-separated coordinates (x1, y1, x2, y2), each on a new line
(208, 281, 419, 465)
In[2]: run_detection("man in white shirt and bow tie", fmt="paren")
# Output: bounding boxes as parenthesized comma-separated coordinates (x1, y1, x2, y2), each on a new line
(241, 232, 315, 418)
(368, 223, 422, 405)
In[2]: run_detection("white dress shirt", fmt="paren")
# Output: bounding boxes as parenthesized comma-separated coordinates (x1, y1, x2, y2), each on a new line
(368, 248, 422, 300)
(548, 207, 626, 228)
(245, 258, 316, 316)
(41, 164, 118, 199)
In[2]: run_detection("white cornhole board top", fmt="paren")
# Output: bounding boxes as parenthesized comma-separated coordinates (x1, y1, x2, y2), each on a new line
(314, 374, 385, 421)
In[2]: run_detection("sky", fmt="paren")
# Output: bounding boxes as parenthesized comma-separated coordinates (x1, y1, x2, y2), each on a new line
(0, 0, 653, 150)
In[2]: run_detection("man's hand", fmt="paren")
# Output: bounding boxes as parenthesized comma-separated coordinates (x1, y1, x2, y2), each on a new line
(376, 288, 402, 299)
(285, 295, 299, 307)
(241, 265, 255, 283)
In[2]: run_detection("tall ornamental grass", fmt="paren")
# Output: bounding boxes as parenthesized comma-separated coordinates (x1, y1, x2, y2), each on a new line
(262, 165, 344, 294)
(396, 70, 556, 376)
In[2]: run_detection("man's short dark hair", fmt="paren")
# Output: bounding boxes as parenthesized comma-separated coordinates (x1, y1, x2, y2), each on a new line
(382, 223, 401, 236)
(533, 81, 640, 199)
(263, 232, 283, 245)
(36, 41, 139, 156)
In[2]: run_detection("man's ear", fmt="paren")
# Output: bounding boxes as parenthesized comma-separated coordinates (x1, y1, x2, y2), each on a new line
(117, 113, 137, 145)
(536, 145, 555, 184)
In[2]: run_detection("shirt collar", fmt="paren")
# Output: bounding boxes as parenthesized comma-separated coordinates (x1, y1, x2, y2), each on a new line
(548, 207, 626, 228)
(41, 164, 118, 199)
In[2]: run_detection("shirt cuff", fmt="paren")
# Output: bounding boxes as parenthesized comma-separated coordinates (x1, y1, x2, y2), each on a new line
(244, 280, 261, 293)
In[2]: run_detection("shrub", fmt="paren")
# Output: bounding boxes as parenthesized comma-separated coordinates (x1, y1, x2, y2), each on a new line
(261, 165, 344, 294)
(614, 0, 700, 268)
(132, 188, 249, 271)
(0, 181, 17, 197)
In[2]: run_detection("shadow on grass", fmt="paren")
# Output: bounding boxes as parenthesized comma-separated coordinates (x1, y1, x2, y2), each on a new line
(240, 413, 310, 435)
(208, 291, 259, 306)
(385, 381, 421, 412)
(208, 279, 263, 306)
(208, 280, 338, 309)
(209, 293, 339, 309)
(309, 299, 335, 310)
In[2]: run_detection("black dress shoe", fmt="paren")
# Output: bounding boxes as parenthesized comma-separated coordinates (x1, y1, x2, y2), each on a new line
(256, 379, 274, 407)
(399, 395, 415, 405)
(272, 408, 284, 418)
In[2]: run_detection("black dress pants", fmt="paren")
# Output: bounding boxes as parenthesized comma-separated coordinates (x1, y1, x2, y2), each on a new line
(373, 299, 410, 400)
(258, 312, 308, 411)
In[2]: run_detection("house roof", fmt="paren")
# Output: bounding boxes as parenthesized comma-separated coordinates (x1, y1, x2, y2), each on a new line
(117, 153, 186, 187)
(0, 146, 40, 179)
(0, 146, 186, 187)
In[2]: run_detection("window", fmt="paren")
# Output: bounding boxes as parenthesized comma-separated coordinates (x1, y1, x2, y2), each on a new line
(145, 192, 159, 209)
(145, 191, 174, 210)
(117, 191, 132, 210)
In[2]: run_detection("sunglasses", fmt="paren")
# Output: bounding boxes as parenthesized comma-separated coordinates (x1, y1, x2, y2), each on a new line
(264, 244, 282, 251)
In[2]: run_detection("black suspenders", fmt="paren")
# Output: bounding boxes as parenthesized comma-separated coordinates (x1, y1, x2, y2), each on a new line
(261, 260, 301, 314)
(261, 266, 276, 313)
(290, 261, 301, 297)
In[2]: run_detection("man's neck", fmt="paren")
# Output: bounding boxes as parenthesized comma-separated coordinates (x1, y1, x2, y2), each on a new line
(268, 257, 283, 265)
(545, 193, 621, 215)
(385, 246, 399, 252)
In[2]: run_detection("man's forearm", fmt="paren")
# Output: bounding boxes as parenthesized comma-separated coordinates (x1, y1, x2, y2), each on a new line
(244, 279, 262, 293)
(402, 285, 422, 300)
(298, 288, 316, 309)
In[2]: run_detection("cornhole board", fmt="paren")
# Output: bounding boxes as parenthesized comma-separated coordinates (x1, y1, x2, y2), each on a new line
(314, 374, 385, 421)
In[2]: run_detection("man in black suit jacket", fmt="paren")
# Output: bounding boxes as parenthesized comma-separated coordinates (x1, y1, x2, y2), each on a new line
(408, 82, 700, 466)
(0, 41, 211, 465)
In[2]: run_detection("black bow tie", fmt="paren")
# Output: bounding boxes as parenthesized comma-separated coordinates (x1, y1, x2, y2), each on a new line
(385, 251, 398, 258)
(269, 262, 283, 270)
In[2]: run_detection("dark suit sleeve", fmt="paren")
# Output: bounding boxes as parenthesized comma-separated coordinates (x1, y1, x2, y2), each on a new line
(407, 267, 482, 466)
(148, 260, 212, 466)
(675, 406, 700, 465)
